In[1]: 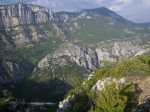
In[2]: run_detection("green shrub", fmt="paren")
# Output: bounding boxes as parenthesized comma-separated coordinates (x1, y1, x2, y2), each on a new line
(65, 55, 150, 112)
(89, 83, 136, 112)
(87, 55, 150, 88)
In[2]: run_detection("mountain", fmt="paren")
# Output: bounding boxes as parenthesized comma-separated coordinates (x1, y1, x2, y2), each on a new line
(54, 7, 150, 46)
(0, 3, 150, 112)
(80, 7, 134, 24)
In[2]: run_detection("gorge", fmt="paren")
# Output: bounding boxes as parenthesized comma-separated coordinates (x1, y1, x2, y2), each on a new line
(0, 1, 150, 112)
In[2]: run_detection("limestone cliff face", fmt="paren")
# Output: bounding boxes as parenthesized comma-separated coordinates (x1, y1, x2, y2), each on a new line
(0, 3, 50, 28)
(38, 39, 150, 70)
(0, 3, 52, 47)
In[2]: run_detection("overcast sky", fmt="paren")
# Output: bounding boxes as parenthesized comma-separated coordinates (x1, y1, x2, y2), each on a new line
(25, 0, 150, 23)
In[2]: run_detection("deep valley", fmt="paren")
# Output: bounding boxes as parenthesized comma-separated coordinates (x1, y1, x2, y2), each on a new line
(0, 1, 150, 112)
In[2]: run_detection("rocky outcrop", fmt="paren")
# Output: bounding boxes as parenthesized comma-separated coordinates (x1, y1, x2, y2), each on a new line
(38, 42, 99, 70)
(0, 3, 52, 47)
(57, 77, 127, 112)
(38, 39, 150, 70)
(0, 3, 50, 28)
(0, 60, 34, 84)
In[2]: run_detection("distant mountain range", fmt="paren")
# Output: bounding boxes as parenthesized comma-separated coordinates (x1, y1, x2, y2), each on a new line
(54, 7, 150, 46)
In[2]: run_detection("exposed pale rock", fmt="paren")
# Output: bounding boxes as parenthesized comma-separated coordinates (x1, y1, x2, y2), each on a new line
(38, 55, 50, 69)
(57, 77, 127, 112)
(58, 95, 74, 112)
(0, 3, 52, 47)
(0, 3, 50, 28)
(92, 77, 126, 92)
(38, 39, 150, 70)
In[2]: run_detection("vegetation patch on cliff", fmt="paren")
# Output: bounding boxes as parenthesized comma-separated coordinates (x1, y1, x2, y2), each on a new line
(58, 54, 150, 112)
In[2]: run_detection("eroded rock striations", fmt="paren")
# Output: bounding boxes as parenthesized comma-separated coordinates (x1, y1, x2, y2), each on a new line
(0, 3, 50, 27)
(38, 39, 150, 70)
(0, 3, 51, 82)
(0, 3, 52, 47)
